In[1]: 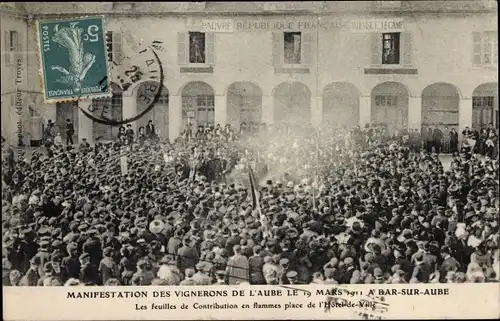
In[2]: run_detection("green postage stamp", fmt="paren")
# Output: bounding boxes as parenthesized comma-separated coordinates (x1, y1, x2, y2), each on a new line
(37, 16, 110, 102)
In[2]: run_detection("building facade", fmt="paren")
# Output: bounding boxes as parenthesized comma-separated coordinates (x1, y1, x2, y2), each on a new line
(1, 1, 498, 145)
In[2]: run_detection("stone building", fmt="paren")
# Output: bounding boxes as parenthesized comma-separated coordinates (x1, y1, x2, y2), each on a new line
(1, 1, 498, 145)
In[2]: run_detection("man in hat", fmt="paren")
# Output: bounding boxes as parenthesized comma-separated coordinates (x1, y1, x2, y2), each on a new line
(286, 270, 299, 284)
(215, 270, 227, 285)
(37, 262, 62, 286)
(226, 245, 249, 285)
(79, 253, 99, 285)
(61, 242, 81, 282)
(248, 245, 265, 285)
(99, 247, 119, 285)
(439, 246, 460, 282)
(167, 229, 183, 257)
(65, 118, 75, 145)
(323, 268, 338, 284)
(19, 256, 41, 286)
(180, 268, 197, 286)
(193, 262, 213, 285)
(225, 225, 242, 256)
(411, 252, 432, 283)
(145, 120, 156, 140)
(131, 258, 155, 286)
(33, 238, 51, 278)
(177, 237, 199, 275)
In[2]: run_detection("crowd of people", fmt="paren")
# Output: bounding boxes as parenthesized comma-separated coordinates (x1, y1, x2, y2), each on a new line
(1, 118, 499, 287)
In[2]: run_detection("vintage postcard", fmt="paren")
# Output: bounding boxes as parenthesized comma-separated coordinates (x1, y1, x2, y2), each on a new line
(1, 1, 499, 321)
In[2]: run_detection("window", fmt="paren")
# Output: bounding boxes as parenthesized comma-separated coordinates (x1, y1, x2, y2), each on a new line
(473, 31, 498, 65)
(483, 31, 498, 64)
(375, 95, 398, 107)
(189, 32, 206, 64)
(105, 31, 123, 64)
(472, 96, 495, 128)
(382, 33, 400, 65)
(196, 95, 214, 108)
(284, 32, 301, 64)
(3, 30, 18, 65)
(178, 32, 215, 66)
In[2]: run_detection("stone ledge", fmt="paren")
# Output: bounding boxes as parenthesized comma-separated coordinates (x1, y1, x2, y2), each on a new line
(179, 66, 214, 73)
(274, 67, 310, 74)
(365, 68, 418, 75)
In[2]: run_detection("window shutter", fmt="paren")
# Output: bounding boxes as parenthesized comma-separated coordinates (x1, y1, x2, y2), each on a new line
(472, 32, 482, 65)
(401, 32, 412, 66)
(370, 33, 382, 65)
(177, 32, 187, 65)
(272, 32, 283, 67)
(205, 32, 215, 65)
(301, 32, 314, 67)
(4, 31, 11, 65)
(112, 32, 123, 64)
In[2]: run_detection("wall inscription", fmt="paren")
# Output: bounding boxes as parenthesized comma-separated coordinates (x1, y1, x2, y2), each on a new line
(198, 18, 405, 33)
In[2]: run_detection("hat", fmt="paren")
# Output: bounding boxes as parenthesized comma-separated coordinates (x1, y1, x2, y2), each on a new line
(195, 262, 208, 272)
(286, 270, 298, 279)
(79, 253, 90, 261)
(279, 258, 289, 266)
(149, 220, 165, 234)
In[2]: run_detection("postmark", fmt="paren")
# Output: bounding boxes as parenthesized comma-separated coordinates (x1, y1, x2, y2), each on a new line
(36, 16, 110, 103)
(79, 42, 166, 126)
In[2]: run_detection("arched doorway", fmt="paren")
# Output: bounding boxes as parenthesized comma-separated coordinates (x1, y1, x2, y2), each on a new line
(181, 81, 215, 132)
(136, 81, 169, 140)
(56, 101, 79, 144)
(273, 82, 311, 126)
(421, 83, 460, 132)
(227, 81, 262, 132)
(371, 82, 409, 134)
(91, 83, 123, 142)
(322, 82, 360, 128)
(472, 83, 498, 129)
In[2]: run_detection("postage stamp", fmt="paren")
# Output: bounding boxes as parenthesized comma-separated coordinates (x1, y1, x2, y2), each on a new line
(36, 16, 110, 103)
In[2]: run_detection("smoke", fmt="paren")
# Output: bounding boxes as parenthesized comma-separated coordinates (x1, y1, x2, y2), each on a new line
(234, 118, 358, 186)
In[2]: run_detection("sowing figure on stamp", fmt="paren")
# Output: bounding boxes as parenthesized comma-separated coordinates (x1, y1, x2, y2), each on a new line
(50, 22, 96, 93)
